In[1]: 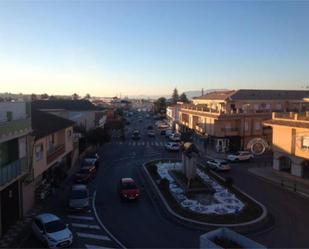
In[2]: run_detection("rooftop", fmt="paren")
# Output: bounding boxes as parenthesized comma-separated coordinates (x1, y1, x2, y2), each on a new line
(32, 100, 99, 111)
(194, 89, 309, 101)
(31, 110, 75, 140)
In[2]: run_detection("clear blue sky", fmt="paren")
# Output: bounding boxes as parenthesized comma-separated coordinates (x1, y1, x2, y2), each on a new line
(0, 1, 308, 97)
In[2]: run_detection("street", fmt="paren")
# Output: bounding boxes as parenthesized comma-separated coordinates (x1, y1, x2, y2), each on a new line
(21, 112, 309, 248)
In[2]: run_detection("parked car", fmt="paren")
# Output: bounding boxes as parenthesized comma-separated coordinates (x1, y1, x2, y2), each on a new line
(227, 151, 254, 162)
(83, 153, 99, 168)
(165, 129, 173, 138)
(74, 166, 96, 183)
(165, 142, 181, 152)
(147, 130, 155, 137)
(68, 185, 89, 211)
(119, 177, 140, 200)
(32, 213, 73, 249)
(206, 159, 231, 171)
(131, 130, 141, 140)
(169, 133, 181, 142)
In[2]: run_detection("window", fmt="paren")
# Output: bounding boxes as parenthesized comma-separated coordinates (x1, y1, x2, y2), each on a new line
(244, 121, 249, 131)
(35, 144, 43, 161)
(67, 129, 72, 139)
(302, 136, 309, 149)
(255, 122, 261, 130)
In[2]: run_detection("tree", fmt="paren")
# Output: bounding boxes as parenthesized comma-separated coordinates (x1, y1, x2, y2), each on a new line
(179, 92, 189, 103)
(84, 93, 91, 100)
(171, 88, 179, 104)
(72, 93, 79, 100)
(41, 93, 49, 99)
(31, 93, 37, 101)
(154, 97, 167, 113)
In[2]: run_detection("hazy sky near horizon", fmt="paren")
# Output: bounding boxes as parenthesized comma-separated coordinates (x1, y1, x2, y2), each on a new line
(0, 1, 309, 97)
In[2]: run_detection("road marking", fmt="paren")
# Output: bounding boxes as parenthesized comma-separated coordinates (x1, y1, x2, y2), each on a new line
(67, 215, 94, 221)
(150, 142, 154, 146)
(146, 142, 150, 147)
(85, 244, 114, 249)
(128, 142, 131, 146)
(119, 142, 123, 145)
(141, 142, 144, 146)
(132, 142, 136, 146)
(71, 223, 100, 230)
(155, 142, 159, 146)
(76, 232, 111, 241)
(159, 142, 164, 146)
(92, 191, 126, 249)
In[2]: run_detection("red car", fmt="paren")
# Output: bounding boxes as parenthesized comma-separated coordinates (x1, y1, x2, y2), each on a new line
(75, 166, 96, 183)
(119, 178, 140, 200)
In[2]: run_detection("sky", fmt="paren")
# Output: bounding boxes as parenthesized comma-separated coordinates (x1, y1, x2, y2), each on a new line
(0, 1, 309, 97)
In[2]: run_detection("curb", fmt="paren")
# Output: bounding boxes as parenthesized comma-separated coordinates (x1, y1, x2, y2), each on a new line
(142, 159, 268, 231)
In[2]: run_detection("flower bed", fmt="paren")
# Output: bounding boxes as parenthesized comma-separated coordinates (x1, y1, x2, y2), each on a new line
(146, 161, 263, 224)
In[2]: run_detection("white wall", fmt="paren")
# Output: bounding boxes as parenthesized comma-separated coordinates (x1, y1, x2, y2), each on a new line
(0, 102, 27, 122)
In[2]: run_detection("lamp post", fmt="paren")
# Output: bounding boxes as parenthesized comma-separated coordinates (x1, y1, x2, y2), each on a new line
(242, 104, 250, 150)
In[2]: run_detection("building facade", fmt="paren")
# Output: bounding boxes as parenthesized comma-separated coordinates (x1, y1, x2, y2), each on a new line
(0, 102, 32, 237)
(22, 110, 76, 216)
(264, 109, 309, 179)
(178, 90, 309, 154)
(166, 105, 181, 131)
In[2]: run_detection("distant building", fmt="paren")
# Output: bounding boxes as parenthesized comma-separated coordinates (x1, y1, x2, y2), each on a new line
(178, 89, 309, 154)
(166, 104, 181, 131)
(31, 100, 106, 131)
(264, 98, 309, 179)
(0, 102, 32, 237)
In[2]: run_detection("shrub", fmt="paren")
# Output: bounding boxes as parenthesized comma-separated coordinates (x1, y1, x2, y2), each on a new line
(159, 178, 170, 190)
(225, 177, 234, 188)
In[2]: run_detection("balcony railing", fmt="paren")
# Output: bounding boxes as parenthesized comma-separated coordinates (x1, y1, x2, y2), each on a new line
(273, 112, 309, 122)
(47, 144, 65, 165)
(0, 157, 28, 187)
(0, 118, 31, 141)
(221, 127, 239, 132)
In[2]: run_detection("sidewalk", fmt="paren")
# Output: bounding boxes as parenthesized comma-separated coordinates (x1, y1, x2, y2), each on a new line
(249, 167, 309, 197)
(0, 147, 94, 248)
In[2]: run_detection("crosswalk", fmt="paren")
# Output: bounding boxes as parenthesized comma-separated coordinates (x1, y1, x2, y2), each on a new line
(66, 214, 118, 249)
(111, 141, 166, 147)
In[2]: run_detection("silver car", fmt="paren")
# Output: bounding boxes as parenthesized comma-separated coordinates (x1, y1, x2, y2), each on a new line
(68, 185, 89, 211)
(32, 213, 73, 248)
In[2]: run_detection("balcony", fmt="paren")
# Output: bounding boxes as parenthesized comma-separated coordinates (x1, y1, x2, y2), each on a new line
(195, 124, 206, 133)
(0, 157, 28, 187)
(47, 144, 65, 165)
(0, 118, 31, 142)
(273, 112, 309, 122)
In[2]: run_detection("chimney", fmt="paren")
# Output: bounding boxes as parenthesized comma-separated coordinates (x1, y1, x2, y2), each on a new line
(202, 88, 204, 96)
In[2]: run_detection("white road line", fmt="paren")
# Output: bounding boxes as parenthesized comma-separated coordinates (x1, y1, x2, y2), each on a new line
(146, 142, 150, 147)
(76, 232, 111, 241)
(85, 244, 114, 249)
(137, 142, 141, 146)
(132, 142, 136, 146)
(150, 142, 154, 146)
(160, 142, 164, 146)
(155, 142, 159, 146)
(92, 191, 126, 249)
(71, 223, 100, 230)
(119, 142, 122, 145)
(67, 215, 94, 221)
(128, 142, 131, 146)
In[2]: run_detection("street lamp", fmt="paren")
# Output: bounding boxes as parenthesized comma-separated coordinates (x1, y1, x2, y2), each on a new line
(242, 104, 250, 150)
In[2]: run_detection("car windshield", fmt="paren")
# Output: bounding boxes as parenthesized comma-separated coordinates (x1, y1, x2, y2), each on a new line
(122, 181, 137, 189)
(71, 189, 88, 199)
(44, 220, 66, 233)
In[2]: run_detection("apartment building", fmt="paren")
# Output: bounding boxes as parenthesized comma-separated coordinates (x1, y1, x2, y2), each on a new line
(264, 100, 309, 179)
(179, 90, 309, 154)
(22, 110, 76, 215)
(166, 104, 181, 131)
(0, 102, 31, 237)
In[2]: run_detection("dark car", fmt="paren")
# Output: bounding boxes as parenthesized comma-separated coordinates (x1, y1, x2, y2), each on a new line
(119, 178, 140, 201)
(74, 166, 96, 183)
(131, 130, 141, 140)
(83, 153, 99, 169)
